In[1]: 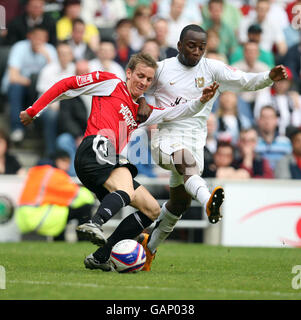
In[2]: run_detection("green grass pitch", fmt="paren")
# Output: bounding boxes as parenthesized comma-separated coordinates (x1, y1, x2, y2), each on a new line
(0, 241, 300, 300)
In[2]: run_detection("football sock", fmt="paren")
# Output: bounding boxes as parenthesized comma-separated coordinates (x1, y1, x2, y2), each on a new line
(93, 211, 153, 262)
(147, 202, 181, 254)
(91, 190, 131, 225)
(184, 175, 211, 209)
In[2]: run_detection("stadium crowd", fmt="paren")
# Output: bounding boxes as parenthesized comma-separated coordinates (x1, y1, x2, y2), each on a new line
(0, 0, 301, 180)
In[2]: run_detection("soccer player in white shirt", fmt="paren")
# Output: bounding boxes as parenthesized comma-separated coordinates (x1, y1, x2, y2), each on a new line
(138, 24, 288, 271)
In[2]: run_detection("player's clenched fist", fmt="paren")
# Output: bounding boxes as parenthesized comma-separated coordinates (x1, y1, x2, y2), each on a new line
(200, 81, 219, 104)
(19, 110, 33, 126)
(269, 65, 288, 82)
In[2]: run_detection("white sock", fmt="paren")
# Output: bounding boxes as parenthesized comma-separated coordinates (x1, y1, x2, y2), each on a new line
(147, 202, 181, 254)
(184, 175, 211, 209)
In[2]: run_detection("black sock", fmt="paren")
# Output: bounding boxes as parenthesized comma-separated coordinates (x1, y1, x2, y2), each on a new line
(92, 190, 131, 225)
(93, 211, 153, 262)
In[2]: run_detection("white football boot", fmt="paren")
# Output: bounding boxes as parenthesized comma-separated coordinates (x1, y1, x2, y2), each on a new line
(76, 221, 107, 246)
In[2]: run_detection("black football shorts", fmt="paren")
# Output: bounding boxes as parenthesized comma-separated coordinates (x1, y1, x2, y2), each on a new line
(74, 135, 140, 201)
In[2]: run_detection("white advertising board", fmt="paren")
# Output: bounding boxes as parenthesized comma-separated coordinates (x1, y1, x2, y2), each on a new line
(221, 180, 301, 248)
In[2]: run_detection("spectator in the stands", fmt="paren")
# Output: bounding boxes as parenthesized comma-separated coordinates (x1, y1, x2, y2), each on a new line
(256, 105, 292, 171)
(157, 0, 203, 25)
(1, 26, 57, 143)
(283, 34, 301, 93)
(152, 17, 178, 61)
(130, 5, 155, 51)
(56, 0, 99, 52)
(124, 0, 152, 19)
(205, 28, 228, 63)
(239, 0, 287, 60)
(203, 140, 250, 179)
(202, 0, 238, 60)
(201, 0, 242, 33)
(113, 18, 136, 69)
(89, 41, 126, 81)
(282, 0, 301, 48)
(80, 0, 127, 29)
(36, 42, 75, 157)
(5, 0, 57, 46)
(141, 39, 160, 61)
(230, 24, 275, 68)
(0, 129, 25, 176)
(232, 41, 270, 115)
(162, 0, 192, 49)
(0, 0, 24, 26)
(275, 126, 301, 179)
(254, 67, 301, 136)
(67, 18, 96, 62)
(235, 127, 274, 178)
(216, 91, 252, 145)
(205, 112, 218, 163)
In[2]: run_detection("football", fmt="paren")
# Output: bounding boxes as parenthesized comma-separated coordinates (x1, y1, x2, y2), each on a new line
(110, 239, 146, 273)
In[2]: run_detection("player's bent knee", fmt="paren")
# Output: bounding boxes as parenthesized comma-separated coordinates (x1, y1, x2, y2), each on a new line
(141, 202, 161, 221)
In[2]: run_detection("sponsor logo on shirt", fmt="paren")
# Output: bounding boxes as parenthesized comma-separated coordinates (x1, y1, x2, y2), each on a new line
(76, 74, 93, 87)
(119, 104, 137, 130)
(170, 97, 188, 107)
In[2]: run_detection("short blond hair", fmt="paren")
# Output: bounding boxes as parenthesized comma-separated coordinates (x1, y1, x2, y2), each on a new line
(126, 52, 158, 72)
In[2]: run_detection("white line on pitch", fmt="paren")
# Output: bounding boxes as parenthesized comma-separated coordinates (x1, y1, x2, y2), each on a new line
(6, 280, 300, 298)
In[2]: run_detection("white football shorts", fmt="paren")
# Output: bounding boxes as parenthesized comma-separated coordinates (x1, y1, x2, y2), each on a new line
(150, 126, 206, 187)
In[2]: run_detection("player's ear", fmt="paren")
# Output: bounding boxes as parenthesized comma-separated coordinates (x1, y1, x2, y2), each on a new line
(177, 40, 182, 52)
(126, 68, 132, 81)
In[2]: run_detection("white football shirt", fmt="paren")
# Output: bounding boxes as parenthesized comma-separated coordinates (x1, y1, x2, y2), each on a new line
(147, 56, 273, 170)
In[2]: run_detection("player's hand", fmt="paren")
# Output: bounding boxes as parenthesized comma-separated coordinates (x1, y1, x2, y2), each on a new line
(269, 65, 288, 82)
(200, 81, 219, 104)
(137, 96, 152, 122)
(19, 110, 33, 126)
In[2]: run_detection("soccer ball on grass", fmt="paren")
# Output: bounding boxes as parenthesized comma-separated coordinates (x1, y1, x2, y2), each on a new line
(110, 239, 146, 273)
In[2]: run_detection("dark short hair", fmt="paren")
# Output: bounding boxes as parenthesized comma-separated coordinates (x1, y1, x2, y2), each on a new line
(208, 0, 224, 7)
(52, 149, 70, 161)
(27, 24, 49, 35)
(115, 18, 132, 30)
(248, 24, 262, 34)
(286, 126, 301, 141)
(179, 24, 207, 42)
(216, 140, 235, 155)
(72, 17, 85, 28)
(64, 0, 81, 8)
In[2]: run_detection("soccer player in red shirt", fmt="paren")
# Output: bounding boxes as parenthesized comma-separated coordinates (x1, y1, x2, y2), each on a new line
(20, 53, 219, 271)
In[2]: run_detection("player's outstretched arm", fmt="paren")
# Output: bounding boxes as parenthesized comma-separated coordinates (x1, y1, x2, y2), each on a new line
(269, 65, 288, 82)
(140, 82, 219, 127)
